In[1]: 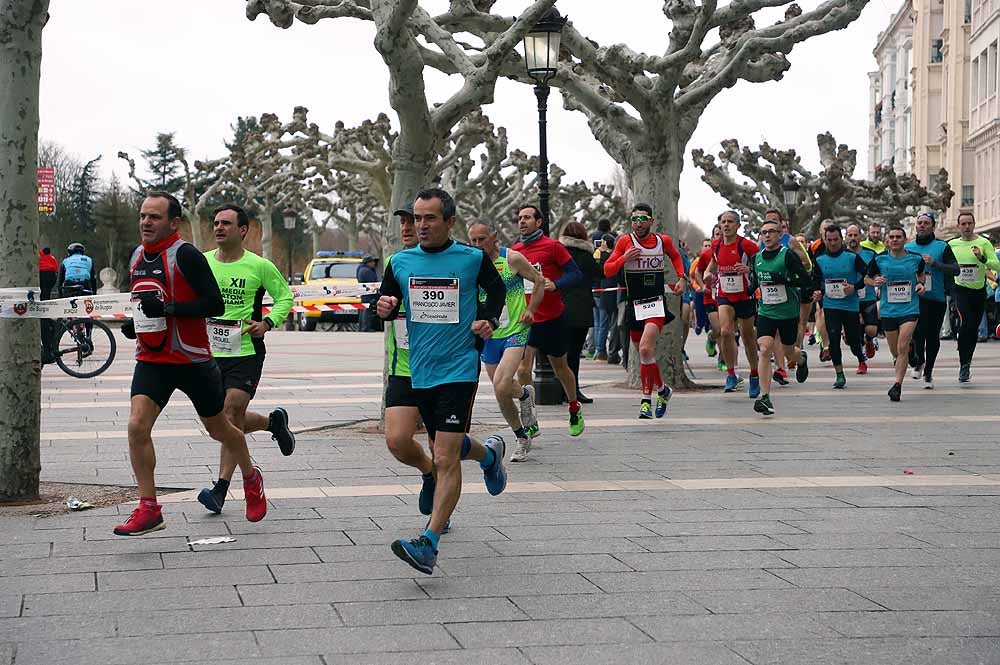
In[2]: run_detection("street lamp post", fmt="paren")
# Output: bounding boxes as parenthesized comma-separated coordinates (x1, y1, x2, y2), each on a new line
(281, 208, 298, 331)
(523, 7, 566, 234)
(523, 7, 567, 405)
(782, 174, 800, 230)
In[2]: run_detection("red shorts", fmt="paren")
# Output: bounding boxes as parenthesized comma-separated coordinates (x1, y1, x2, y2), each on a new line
(629, 316, 666, 343)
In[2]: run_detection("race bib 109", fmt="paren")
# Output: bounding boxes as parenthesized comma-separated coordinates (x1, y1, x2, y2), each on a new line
(887, 281, 912, 303)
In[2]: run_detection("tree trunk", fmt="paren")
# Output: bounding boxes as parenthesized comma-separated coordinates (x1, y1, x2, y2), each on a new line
(384, 137, 434, 255)
(189, 212, 204, 250)
(259, 201, 273, 261)
(624, 147, 694, 389)
(0, 0, 48, 502)
(311, 223, 323, 256)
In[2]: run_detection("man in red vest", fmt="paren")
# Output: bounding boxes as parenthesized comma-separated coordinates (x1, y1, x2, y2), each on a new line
(114, 191, 267, 536)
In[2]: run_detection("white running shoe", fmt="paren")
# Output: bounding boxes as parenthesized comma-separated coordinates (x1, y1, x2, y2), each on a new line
(923, 376, 934, 390)
(510, 438, 531, 462)
(518, 385, 537, 429)
(911, 366, 922, 380)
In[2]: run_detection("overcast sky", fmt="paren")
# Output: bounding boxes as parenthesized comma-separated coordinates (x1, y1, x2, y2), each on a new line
(39, 0, 899, 234)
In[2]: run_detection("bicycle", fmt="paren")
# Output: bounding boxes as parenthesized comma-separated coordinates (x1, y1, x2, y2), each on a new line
(40, 285, 117, 378)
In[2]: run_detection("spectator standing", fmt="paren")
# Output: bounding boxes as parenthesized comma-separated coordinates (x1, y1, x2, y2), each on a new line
(357, 256, 380, 332)
(560, 222, 601, 403)
(39, 247, 58, 300)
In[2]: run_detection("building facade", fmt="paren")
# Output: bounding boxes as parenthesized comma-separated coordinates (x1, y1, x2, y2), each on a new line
(869, 1, 914, 180)
(969, 0, 1000, 232)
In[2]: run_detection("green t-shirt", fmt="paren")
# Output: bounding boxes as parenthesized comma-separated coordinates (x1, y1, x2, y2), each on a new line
(204, 249, 294, 357)
(754, 246, 802, 320)
(384, 253, 410, 377)
(947, 236, 1000, 290)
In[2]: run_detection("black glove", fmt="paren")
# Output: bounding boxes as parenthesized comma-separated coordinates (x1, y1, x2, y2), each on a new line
(121, 321, 136, 339)
(138, 295, 165, 318)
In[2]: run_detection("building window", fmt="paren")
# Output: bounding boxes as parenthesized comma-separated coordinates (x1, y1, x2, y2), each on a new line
(931, 40, 944, 63)
(962, 185, 975, 207)
(990, 42, 998, 97)
(965, 0, 972, 23)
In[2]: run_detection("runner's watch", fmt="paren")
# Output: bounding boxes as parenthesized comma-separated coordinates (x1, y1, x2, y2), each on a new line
(487, 317, 501, 331)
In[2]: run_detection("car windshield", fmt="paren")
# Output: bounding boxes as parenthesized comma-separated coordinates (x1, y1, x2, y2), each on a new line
(309, 262, 358, 280)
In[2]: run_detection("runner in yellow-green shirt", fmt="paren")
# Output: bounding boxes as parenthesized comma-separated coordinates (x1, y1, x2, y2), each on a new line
(947, 212, 1000, 382)
(196, 204, 295, 514)
(468, 222, 546, 462)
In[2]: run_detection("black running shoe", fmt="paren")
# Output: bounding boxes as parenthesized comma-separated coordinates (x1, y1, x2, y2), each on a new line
(268, 408, 295, 456)
(418, 473, 435, 516)
(197, 482, 227, 514)
(888, 383, 902, 402)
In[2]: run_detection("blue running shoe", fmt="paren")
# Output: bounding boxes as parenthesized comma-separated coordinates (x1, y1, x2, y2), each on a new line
(483, 435, 507, 496)
(418, 473, 435, 516)
(425, 519, 450, 535)
(724, 374, 738, 392)
(390, 535, 437, 575)
(748, 375, 761, 399)
(197, 483, 226, 514)
(655, 387, 672, 418)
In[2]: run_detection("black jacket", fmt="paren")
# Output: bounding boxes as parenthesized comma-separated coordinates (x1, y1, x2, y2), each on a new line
(559, 236, 600, 328)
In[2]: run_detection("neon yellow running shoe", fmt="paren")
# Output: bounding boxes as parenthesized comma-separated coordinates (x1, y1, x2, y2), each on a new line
(568, 410, 585, 436)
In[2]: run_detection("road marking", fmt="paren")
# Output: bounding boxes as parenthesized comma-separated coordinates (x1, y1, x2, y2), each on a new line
(153, 473, 1000, 503)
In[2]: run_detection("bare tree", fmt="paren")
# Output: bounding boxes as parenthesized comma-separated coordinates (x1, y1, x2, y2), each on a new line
(0, 0, 48, 502)
(247, 1, 866, 386)
(245, 0, 559, 251)
(692, 133, 955, 235)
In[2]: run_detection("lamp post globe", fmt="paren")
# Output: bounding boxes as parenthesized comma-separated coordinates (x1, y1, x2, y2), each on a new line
(523, 7, 566, 85)
(782, 174, 800, 228)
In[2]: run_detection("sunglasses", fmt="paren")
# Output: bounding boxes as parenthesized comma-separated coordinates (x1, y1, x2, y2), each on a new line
(630, 215, 651, 223)
(761, 228, 780, 235)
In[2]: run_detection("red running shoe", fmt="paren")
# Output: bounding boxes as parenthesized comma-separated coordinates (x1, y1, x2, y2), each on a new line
(113, 499, 165, 536)
(819, 348, 831, 363)
(865, 338, 876, 359)
(244, 467, 267, 522)
(856, 361, 868, 375)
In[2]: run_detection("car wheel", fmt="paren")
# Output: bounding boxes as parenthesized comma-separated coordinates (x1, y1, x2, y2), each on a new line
(298, 313, 318, 331)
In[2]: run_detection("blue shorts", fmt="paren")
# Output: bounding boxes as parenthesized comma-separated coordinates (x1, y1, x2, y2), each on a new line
(481, 329, 528, 365)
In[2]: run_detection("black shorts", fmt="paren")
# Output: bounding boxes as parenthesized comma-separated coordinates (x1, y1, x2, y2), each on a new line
(131, 360, 225, 418)
(528, 315, 569, 358)
(881, 314, 919, 332)
(716, 297, 757, 320)
(799, 287, 815, 304)
(860, 301, 880, 328)
(413, 381, 477, 440)
(385, 374, 420, 409)
(704, 303, 718, 314)
(756, 316, 799, 346)
(216, 354, 265, 398)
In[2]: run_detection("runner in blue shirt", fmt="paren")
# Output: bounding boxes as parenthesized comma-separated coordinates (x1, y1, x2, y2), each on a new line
(865, 224, 926, 402)
(375, 188, 508, 575)
(905, 212, 958, 388)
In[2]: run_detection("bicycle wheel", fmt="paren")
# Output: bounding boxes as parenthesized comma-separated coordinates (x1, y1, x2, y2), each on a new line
(54, 318, 117, 378)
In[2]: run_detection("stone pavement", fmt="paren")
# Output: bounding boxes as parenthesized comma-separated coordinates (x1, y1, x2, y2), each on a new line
(3, 330, 1000, 664)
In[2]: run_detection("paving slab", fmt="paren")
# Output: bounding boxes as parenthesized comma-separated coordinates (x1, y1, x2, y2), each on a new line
(9, 332, 1000, 663)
